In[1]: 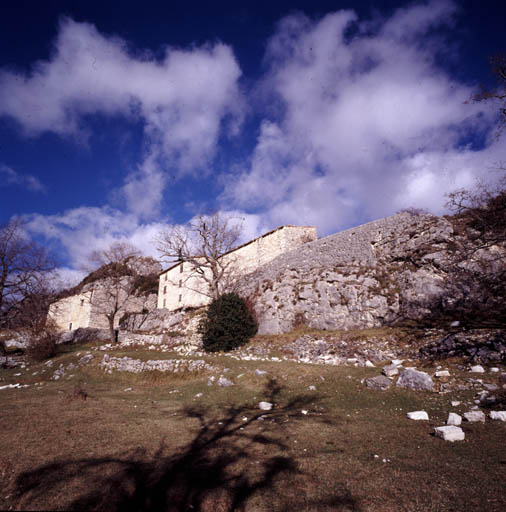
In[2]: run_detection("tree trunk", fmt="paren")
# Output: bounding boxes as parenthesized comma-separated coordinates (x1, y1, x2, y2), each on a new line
(108, 315, 116, 344)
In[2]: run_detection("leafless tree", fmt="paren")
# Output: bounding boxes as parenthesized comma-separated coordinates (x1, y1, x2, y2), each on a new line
(0, 218, 54, 328)
(87, 242, 145, 343)
(155, 212, 243, 301)
(470, 53, 506, 137)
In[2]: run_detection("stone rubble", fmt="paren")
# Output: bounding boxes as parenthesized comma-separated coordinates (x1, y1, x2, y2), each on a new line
(447, 413, 462, 426)
(396, 369, 434, 391)
(434, 426, 465, 442)
(463, 411, 486, 423)
(99, 355, 218, 374)
(489, 411, 506, 422)
(407, 411, 429, 420)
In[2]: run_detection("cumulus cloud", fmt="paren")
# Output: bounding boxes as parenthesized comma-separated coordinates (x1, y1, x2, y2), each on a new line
(25, 206, 167, 269)
(0, 164, 46, 193)
(0, 18, 243, 217)
(224, 0, 502, 235)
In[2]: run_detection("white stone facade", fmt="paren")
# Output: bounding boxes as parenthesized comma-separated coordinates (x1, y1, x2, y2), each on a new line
(157, 225, 317, 311)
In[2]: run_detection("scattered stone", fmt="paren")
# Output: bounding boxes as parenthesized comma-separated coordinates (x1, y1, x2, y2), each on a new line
(434, 370, 450, 378)
(79, 354, 94, 365)
(483, 383, 499, 391)
(195, 393, 203, 398)
(365, 360, 375, 368)
(391, 359, 404, 366)
(255, 369, 267, 376)
(407, 411, 429, 421)
(434, 426, 465, 442)
(218, 376, 234, 387)
(451, 401, 461, 407)
(259, 401, 273, 411)
(382, 364, 399, 378)
(450, 321, 460, 327)
(365, 375, 392, 390)
(447, 413, 462, 426)
(124, 388, 132, 392)
(396, 369, 434, 391)
(470, 365, 485, 373)
(0, 383, 29, 390)
(490, 367, 500, 373)
(308, 385, 316, 391)
(301, 410, 308, 415)
(463, 411, 486, 423)
(489, 411, 506, 422)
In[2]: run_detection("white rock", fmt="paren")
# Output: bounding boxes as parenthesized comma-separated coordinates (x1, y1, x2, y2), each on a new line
(434, 426, 465, 442)
(407, 411, 429, 421)
(451, 401, 461, 407)
(382, 364, 399, 378)
(489, 411, 506, 422)
(470, 365, 485, 373)
(435, 370, 450, 378)
(195, 393, 203, 398)
(391, 359, 404, 366)
(218, 376, 234, 387)
(463, 411, 486, 422)
(450, 321, 460, 327)
(365, 360, 375, 368)
(490, 367, 500, 373)
(124, 388, 132, 392)
(258, 401, 273, 411)
(447, 413, 462, 426)
(255, 369, 267, 376)
(308, 385, 316, 390)
(301, 409, 308, 415)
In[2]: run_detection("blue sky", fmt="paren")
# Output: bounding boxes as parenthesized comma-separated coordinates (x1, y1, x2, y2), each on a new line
(0, 0, 505, 283)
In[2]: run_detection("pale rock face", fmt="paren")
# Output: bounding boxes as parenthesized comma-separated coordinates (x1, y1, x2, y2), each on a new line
(447, 413, 462, 426)
(463, 411, 486, 423)
(434, 426, 465, 442)
(407, 411, 429, 421)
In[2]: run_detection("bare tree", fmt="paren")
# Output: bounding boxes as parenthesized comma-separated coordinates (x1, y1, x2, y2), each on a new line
(0, 218, 54, 328)
(87, 242, 144, 343)
(155, 212, 242, 301)
(470, 53, 506, 137)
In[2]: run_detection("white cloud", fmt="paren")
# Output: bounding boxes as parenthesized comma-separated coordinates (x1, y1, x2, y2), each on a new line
(0, 18, 243, 218)
(224, 0, 502, 235)
(25, 206, 168, 269)
(0, 164, 46, 193)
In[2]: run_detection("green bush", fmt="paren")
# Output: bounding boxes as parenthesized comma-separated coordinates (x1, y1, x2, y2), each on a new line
(199, 293, 258, 352)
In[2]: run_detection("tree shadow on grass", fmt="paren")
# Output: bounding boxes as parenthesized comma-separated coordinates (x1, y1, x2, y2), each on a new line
(13, 379, 361, 511)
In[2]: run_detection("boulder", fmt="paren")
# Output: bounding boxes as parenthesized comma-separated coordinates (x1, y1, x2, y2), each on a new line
(489, 411, 506, 422)
(463, 411, 486, 423)
(365, 375, 392, 390)
(396, 369, 434, 391)
(434, 426, 465, 442)
(382, 364, 399, 378)
(447, 412, 462, 426)
(407, 411, 429, 421)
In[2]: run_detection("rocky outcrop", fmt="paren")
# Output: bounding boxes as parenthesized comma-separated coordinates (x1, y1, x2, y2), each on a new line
(237, 212, 505, 334)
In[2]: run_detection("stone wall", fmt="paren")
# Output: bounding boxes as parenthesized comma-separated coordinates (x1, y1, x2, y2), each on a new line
(157, 225, 317, 310)
(237, 213, 462, 334)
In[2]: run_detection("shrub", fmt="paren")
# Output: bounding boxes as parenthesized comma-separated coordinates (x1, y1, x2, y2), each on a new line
(199, 293, 258, 352)
(25, 321, 59, 361)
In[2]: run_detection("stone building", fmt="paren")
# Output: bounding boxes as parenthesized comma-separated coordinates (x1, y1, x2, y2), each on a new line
(157, 225, 317, 311)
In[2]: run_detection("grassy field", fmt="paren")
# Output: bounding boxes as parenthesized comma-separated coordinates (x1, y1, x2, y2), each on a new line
(1, 338, 505, 511)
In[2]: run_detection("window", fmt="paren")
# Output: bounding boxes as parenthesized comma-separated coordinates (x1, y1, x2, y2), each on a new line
(180, 263, 183, 273)
(164, 286, 167, 294)
(69, 323, 72, 331)
(178, 294, 182, 302)
(80, 299, 84, 307)
(165, 273, 167, 281)
(178, 280, 182, 288)
(163, 299, 166, 308)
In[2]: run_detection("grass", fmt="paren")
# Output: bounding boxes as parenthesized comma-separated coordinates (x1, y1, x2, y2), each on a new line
(0, 338, 505, 511)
